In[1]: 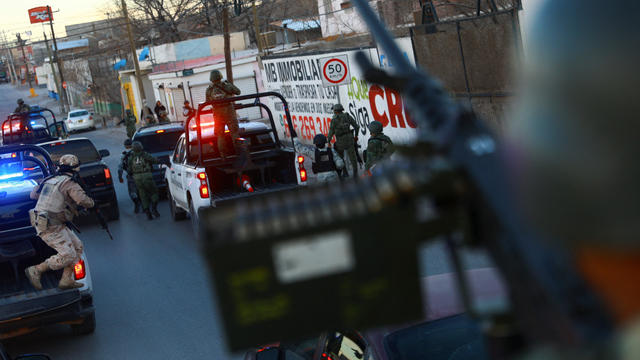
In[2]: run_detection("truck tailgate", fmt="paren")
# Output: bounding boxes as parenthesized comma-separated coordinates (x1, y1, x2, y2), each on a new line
(0, 272, 80, 322)
(212, 182, 300, 207)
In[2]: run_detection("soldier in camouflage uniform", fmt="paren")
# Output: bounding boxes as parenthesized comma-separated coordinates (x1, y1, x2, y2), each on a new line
(124, 109, 137, 139)
(364, 121, 394, 173)
(25, 155, 94, 290)
(14, 98, 31, 113)
(118, 139, 141, 213)
(158, 110, 170, 124)
(128, 141, 160, 220)
(205, 69, 241, 159)
(327, 104, 359, 177)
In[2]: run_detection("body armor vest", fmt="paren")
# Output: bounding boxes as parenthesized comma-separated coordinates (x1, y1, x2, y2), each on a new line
(35, 175, 69, 214)
(312, 148, 336, 174)
(130, 153, 151, 174)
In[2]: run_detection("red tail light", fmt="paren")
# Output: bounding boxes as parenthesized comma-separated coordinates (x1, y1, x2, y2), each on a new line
(74, 259, 86, 280)
(198, 172, 209, 198)
(104, 168, 112, 184)
(297, 156, 304, 164)
(156, 129, 165, 133)
(300, 168, 307, 182)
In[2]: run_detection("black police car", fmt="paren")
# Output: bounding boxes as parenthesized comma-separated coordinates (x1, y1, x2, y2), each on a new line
(37, 138, 119, 220)
(131, 122, 184, 196)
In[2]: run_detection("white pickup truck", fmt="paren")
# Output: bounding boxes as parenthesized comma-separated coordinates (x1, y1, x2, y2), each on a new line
(165, 92, 307, 235)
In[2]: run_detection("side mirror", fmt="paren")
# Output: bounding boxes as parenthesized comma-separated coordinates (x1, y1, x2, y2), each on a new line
(63, 117, 67, 121)
(15, 355, 52, 360)
(321, 331, 368, 360)
(99, 149, 110, 158)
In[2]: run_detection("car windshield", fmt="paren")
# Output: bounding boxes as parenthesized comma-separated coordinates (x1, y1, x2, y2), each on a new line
(383, 314, 488, 360)
(135, 131, 183, 153)
(70, 110, 89, 117)
(40, 139, 101, 164)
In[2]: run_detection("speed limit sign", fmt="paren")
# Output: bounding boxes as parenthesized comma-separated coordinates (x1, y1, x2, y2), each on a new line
(320, 55, 350, 87)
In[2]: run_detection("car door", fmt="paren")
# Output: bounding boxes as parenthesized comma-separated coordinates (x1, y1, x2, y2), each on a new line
(169, 137, 187, 207)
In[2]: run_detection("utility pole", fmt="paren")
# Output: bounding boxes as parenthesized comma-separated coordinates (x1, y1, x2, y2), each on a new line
(121, 0, 149, 120)
(16, 33, 36, 97)
(253, 1, 263, 54)
(223, 6, 233, 83)
(43, 33, 65, 114)
(47, 6, 69, 113)
(2, 31, 18, 84)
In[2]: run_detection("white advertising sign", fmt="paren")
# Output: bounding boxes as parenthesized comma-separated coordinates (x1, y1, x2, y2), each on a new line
(261, 38, 418, 149)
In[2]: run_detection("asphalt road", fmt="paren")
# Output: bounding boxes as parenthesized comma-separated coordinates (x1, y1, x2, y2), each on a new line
(1, 84, 491, 359)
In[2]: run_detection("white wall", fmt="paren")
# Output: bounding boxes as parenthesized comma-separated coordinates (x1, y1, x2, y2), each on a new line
(318, 0, 374, 37)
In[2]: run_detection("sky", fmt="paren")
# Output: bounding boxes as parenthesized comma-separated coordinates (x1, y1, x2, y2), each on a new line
(0, 0, 113, 45)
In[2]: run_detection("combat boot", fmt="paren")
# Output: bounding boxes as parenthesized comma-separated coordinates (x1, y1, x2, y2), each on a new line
(134, 199, 141, 214)
(58, 266, 83, 289)
(145, 209, 154, 220)
(151, 201, 160, 218)
(25, 262, 49, 290)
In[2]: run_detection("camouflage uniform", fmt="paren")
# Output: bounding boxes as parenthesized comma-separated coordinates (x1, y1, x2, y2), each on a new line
(128, 142, 159, 219)
(365, 121, 394, 172)
(158, 110, 170, 124)
(26, 155, 94, 290)
(205, 70, 241, 158)
(118, 140, 141, 212)
(294, 137, 344, 184)
(124, 111, 137, 139)
(14, 99, 30, 113)
(327, 106, 359, 177)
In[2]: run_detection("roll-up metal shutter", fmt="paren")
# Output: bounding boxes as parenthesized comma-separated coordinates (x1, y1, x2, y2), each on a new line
(169, 87, 186, 122)
(189, 84, 209, 106)
(189, 74, 262, 121)
(233, 76, 261, 121)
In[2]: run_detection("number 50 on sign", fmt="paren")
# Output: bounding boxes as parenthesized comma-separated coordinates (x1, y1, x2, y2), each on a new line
(319, 55, 350, 87)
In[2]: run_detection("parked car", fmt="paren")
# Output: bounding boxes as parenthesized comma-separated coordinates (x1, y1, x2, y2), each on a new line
(65, 109, 95, 133)
(36, 138, 119, 220)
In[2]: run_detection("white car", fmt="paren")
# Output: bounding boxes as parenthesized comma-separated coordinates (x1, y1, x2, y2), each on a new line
(65, 109, 95, 132)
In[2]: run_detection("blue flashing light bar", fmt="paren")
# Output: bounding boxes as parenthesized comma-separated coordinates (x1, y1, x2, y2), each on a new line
(0, 172, 24, 180)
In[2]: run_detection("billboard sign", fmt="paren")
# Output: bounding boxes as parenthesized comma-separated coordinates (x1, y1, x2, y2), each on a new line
(28, 7, 52, 24)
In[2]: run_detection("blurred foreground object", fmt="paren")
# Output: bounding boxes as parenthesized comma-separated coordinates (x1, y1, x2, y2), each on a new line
(197, 0, 640, 356)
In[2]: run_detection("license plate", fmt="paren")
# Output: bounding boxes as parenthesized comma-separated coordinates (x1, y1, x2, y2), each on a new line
(78, 120, 83, 123)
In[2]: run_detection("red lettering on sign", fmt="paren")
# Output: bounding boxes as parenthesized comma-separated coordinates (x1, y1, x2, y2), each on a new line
(369, 85, 388, 127)
(385, 87, 405, 128)
(368, 85, 417, 129)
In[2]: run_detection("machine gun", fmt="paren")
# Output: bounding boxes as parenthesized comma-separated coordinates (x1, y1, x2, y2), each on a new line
(72, 174, 114, 241)
(199, 0, 611, 354)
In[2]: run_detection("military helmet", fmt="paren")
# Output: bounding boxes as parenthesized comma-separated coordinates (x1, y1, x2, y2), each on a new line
(332, 103, 344, 112)
(313, 134, 328, 148)
(132, 141, 143, 152)
(368, 121, 383, 134)
(58, 154, 80, 171)
(17, 98, 24, 105)
(124, 138, 133, 147)
(210, 69, 223, 82)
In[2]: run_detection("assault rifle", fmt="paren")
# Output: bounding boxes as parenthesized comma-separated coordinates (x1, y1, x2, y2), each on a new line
(72, 173, 114, 240)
